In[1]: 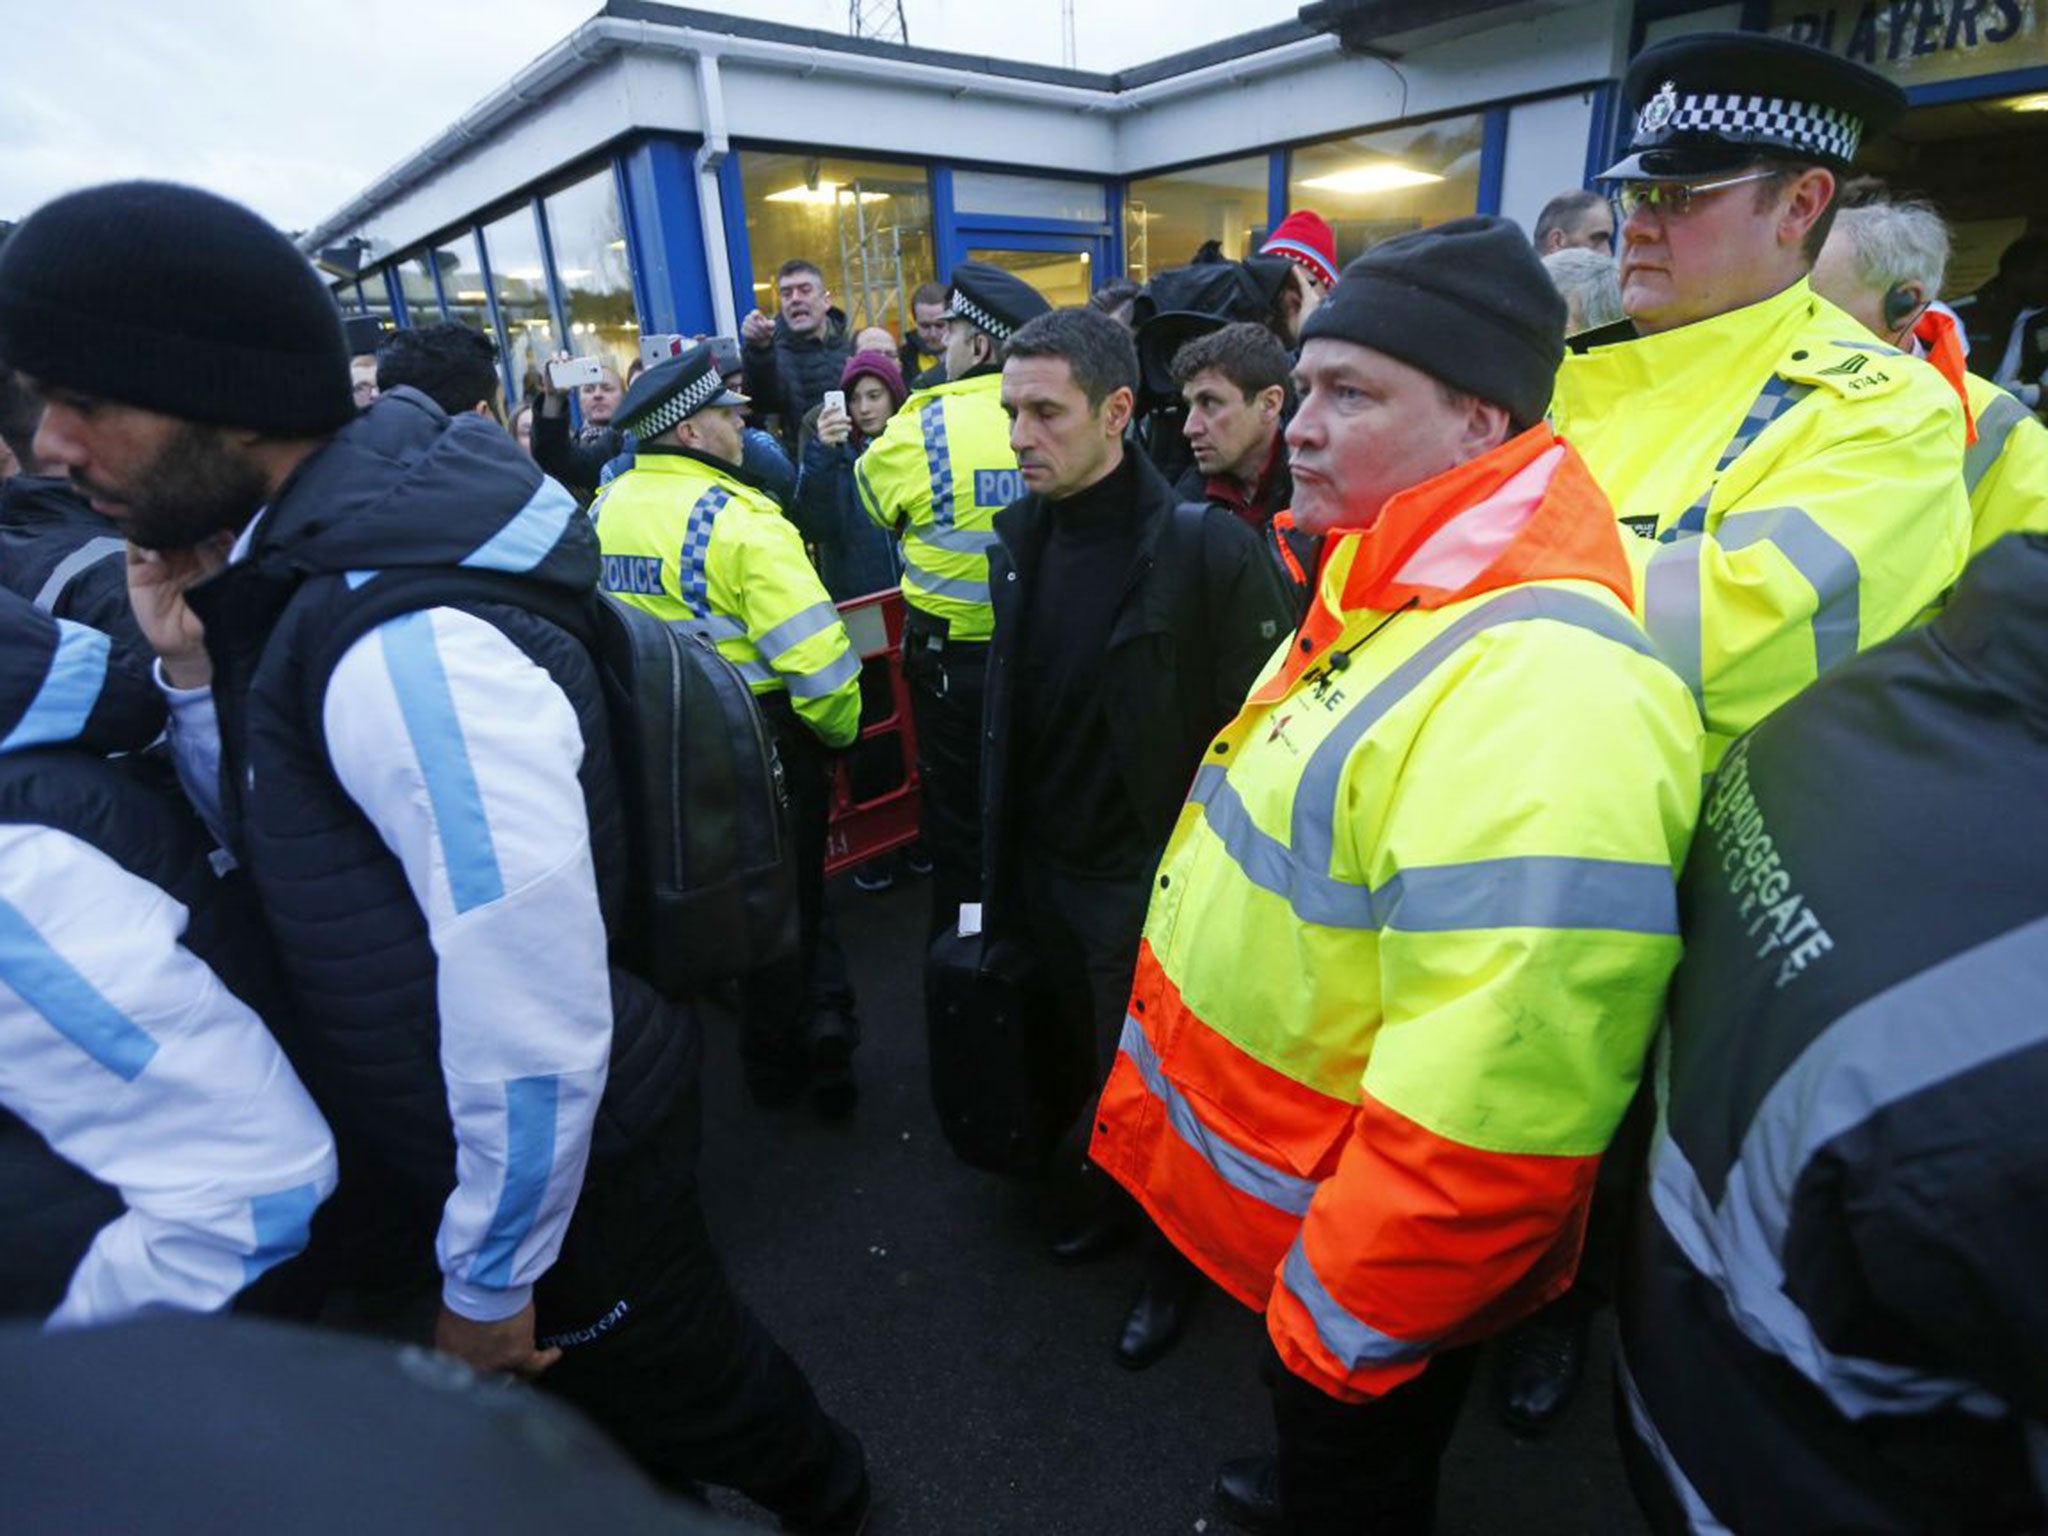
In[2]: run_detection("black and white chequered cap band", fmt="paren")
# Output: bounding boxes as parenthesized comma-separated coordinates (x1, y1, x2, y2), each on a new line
(632, 365, 727, 437)
(1637, 81, 1861, 163)
(946, 291, 1013, 342)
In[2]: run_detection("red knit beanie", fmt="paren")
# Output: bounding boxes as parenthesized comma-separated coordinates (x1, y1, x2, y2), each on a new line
(1260, 211, 1340, 289)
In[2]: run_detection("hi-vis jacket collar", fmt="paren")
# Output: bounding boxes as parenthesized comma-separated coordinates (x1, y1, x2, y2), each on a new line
(1256, 427, 1631, 704)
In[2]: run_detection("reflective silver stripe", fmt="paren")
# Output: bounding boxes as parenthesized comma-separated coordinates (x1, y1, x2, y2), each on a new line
(1117, 1014, 1317, 1216)
(1192, 767, 1676, 935)
(756, 601, 841, 661)
(1616, 1346, 1735, 1535)
(901, 547, 991, 604)
(1717, 506, 1861, 676)
(916, 523, 1000, 556)
(32, 537, 126, 613)
(1965, 390, 2030, 495)
(1377, 856, 1677, 936)
(1278, 1233, 1433, 1370)
(1292, 589, 1658, 876)
(673, 614, 747, 644)
(782, 647, 861, 700)
(1643, 537, 1706, 709)
(734, 657, 778, 689)
(1649, 911, 2048, 1421)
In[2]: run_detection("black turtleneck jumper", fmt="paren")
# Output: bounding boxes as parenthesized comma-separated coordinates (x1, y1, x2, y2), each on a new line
(1014, 451, 1149, 878)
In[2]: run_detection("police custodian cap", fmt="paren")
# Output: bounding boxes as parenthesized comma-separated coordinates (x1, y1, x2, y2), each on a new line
(615, 342, 748, 438)
(1601, 31, 1906, 181)
(939, 260, 1052, 342)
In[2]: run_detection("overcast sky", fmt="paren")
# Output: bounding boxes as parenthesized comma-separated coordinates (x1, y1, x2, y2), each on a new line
(1, 0, 1304, 232)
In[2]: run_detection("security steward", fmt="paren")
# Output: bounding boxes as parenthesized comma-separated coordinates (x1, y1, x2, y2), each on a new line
(1088, 220, 1704, 1535)
(592, 345, 865, 1116)
(856, 261, 1051, 935)
(1812, 194, 2048, 561)
(1551, 32, 1971, 768)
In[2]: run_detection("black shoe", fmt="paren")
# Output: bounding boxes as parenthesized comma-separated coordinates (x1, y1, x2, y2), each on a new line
(809, 1011, 860, 1120)
(1214, 1455, 1284, 1535)
(1047, 1204, 1133, 1266)
(1495, 1295, 1591, 1434)
(1115, 1262, 1195, 1370)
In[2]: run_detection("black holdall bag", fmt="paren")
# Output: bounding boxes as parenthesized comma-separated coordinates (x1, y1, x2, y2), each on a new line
(925, 927, 1071, 1175)
(304, 573, 798, 1000)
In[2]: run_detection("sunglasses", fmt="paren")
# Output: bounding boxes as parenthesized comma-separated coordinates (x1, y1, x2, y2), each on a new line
(1613, 169, 1781, 222)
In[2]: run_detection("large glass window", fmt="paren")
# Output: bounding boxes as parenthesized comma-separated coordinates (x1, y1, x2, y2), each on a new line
(433, 232, 493, 339)
(738, 152, 935, 339)
(394, 252, 443, 327)
(1288, 115, 1486, 265)
(966, 247, 1095, 310)
(479, 204, 558, 406)
(1125, 155, 1269, 282)
(542, 168, 640, 381)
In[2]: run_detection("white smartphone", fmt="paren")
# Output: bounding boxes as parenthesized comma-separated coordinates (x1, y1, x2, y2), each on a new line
(822, 389, 846, 414)
(639, 333, 687, 369)
(547, 355, 605, 389)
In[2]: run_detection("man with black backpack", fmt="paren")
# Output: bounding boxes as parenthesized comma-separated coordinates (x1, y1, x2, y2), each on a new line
(982, 308, 1292, 1367)
(0, 181, 869, 1534)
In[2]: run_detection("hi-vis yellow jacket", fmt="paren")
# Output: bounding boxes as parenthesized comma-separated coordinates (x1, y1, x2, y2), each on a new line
(1911, 309, 2048, 559)
(1553, 280, 1970, 765)
(854, 372, 1023, 641)
(1090, 429, 1702, 1404)
(590, 449, 861, 748)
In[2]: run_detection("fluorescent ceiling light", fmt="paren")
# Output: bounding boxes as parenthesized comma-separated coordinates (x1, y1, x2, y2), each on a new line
(2008, 93, 2048, 112)
(763, 182, 890, 205)
(454, 289, 488, 301)
(1299, 164, 1443, 195)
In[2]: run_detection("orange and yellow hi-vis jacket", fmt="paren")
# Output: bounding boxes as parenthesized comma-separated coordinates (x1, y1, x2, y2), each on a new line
(1089, 427, 1703, 1403)
(1912, 307, 2048, 559)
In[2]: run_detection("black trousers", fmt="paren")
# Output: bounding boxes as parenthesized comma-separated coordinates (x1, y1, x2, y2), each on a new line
(534, 1087, 866, 1526)
(902, 632, 988, 939)
(740, 700, 857, 1089)
(1269, 1344, 1481, 1536)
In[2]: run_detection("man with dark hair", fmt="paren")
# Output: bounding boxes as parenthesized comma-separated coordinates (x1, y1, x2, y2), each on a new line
(899, 279, 950, 389)
(1534, 30, 1971, 1434)
(0, 180, 868, 1533)
(1090, 218, 1701, 1534)
(985, 306, 1291, 1365)
(1953, 234, 2048, 411)
(1532, 188, 1614, 254)
(858, 261, 1050, 936)
(374, 322, 503, 420)
(1170, 322, 1318, 614)
(741, 258, 853, 449)
(0, 368, 147, 671)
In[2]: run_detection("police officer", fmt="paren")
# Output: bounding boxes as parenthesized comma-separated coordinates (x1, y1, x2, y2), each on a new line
(856, 261, 1051, 935)
(1552, 32, 1971, 767)
(592, 345, 866, 1115)
(1524, 31, 1974, 1432)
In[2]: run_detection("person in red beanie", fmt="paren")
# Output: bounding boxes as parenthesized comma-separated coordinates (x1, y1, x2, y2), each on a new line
(1260, 210, 1340, 344)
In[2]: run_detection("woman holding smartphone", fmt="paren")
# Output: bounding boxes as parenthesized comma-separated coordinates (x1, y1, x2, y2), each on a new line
(790, 349, 906, 601)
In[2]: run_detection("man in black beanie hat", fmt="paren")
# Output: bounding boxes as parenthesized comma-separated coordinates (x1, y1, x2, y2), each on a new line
(0, 181, 869, 1533)
(1087, 216, 1702, 1535)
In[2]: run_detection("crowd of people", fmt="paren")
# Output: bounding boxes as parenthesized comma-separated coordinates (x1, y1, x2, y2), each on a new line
(0, 25, 2044, 1536)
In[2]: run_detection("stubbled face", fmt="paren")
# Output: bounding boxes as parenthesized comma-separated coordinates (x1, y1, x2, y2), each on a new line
(1618, 171, 1806, 335)
(679, 403, 744, 467)
(848, 375, 896, 437)
(31, 385, 267, 550)
(1284, 339, 1476, 536)
(942, 317, 990, 383)
(579, 369, 623, 426)
(1001, 354, 1125, 501)
(1181, 367, 1280, 483)
(1551, 204, 1615, 254)
(914, 302, 949, 356)
(777, 270, 830, 336)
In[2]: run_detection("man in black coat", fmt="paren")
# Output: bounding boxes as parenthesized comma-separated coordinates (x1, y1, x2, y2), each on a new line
(984, 307, 1292, 1368)
(742, 259, 854, 451)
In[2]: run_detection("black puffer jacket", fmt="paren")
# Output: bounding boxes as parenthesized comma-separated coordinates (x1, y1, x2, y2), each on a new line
(0, 474, 150, 674)
(743, 309, 853, 449)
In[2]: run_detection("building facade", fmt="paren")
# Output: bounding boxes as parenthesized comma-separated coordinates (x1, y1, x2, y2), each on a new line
(308, 0, 2048, 405)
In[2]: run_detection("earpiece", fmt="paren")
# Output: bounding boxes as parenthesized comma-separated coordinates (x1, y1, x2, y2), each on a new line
(1882, 282, 1923, 334)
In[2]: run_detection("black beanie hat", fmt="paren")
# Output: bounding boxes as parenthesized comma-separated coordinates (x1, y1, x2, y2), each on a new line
(0, 181, 353, 436)
(1299, 216, 1565, 428)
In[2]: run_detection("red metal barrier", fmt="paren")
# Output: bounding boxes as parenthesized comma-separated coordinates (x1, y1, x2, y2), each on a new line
(825, 588, 921, 875)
